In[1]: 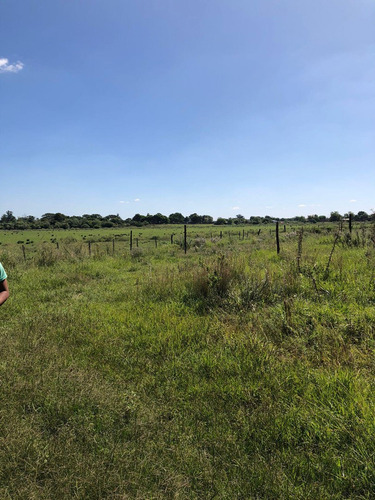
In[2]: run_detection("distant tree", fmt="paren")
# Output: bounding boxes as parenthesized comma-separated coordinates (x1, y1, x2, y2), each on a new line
(329, 211, 342, 222)
(132, 213, 145, 222)
(169, 212, 185, 224)
(150, 213, 168, 224)
(249, 216, 261, 225)
(68, 217, 81, 228)
(188, 213, 203, 224)
(1, 210, 16, 223)
(104, 214, 123, 225)
(307, 214, 319, 223)
(54, 213, 66, 223)
(41, 213, 56, 222)
(355, 211, 369, 222)
(15, 220, 28, 230)
(214, 217, 227, 225)
(234, 214, 246, 225)
(202, 215, 213, 224)
(263, 215, 274, 224)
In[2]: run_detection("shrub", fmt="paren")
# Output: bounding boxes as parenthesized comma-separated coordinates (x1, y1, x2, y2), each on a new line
(131, 248, 144, 260)
(185, 254, 242, 309)
(36, 247, 59, 267)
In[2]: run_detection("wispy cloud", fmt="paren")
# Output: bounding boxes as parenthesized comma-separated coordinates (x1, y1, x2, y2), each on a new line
(349, 199, 357, 203)
(0, 58, 24, 73)
(298, 204, 306, 207)
(232, 206, 240, 210)
(134, 198, 140, 202)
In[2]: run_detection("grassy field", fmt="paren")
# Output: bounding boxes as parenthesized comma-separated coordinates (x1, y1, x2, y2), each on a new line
(1, 223, 375, 498)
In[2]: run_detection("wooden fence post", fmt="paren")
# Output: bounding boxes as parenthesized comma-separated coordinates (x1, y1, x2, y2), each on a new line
(276, 221, 280, 254)
(171, 234, 174, 244)
(130, 231, 133, 251)
(88, 241, 91, 257)
(349, 213, 352, 234)
(112, 239, 115, 255)
(184, 225, 187, 254)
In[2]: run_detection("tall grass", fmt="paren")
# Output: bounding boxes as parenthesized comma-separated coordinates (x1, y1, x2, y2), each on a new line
(0, 225, 375, 498)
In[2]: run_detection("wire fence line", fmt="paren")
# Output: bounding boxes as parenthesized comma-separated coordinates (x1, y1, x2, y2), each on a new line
(1, 222, 373, 268)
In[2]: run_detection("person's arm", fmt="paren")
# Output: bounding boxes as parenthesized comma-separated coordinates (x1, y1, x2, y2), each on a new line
(0, 279, 9, 305)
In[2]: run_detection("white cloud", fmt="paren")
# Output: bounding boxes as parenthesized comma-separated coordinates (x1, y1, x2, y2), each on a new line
(349, 199, 357, 203)
(134, 198, 140, 202)
(231, 206, 240, 210)
(119, 201, 125, 204)
(298, 204, 306, 207)
(0, 58, 24, 73)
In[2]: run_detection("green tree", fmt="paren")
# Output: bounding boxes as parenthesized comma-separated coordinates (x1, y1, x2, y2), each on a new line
(150, 213, 168, 224)
(249, 216, 261, 224)
(169, 212, 185, 224)
(307, 214, 319, 223)
(355, 211, 369, 221)
(1, 210, 16, 223)
(214, 217, 227, 225)
(189, 213, 203, 224)
(329, 211, 342, 222)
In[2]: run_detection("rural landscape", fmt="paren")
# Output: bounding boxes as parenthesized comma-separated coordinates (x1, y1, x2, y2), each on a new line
(1, 215, 375, 498)
(2, 0, 374, 497)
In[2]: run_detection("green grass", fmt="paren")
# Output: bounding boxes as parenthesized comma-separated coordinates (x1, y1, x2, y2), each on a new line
(1, 224, 375, 498)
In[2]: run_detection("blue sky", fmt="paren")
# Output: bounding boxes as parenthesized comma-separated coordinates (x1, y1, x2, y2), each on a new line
(1, 0, 374, 219)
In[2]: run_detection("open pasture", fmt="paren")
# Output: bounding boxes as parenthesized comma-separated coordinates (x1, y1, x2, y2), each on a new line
(1, 223, 375, 498)
(0, 220, 367, 257)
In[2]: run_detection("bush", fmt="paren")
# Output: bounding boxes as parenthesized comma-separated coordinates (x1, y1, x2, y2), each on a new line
(131, 248, 144, 260)
(36, 247, 59, 267)
(185, 254, 242, 309)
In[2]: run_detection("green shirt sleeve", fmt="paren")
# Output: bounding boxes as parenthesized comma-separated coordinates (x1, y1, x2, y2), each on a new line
(0, 263, 7, 281)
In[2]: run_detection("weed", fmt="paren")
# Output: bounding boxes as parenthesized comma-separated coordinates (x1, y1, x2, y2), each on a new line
(36, 246, 59, 267)
(130, 247, 144, 260)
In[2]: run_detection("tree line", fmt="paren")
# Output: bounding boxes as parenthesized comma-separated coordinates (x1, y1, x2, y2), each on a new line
(0, 210, 373, 230)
